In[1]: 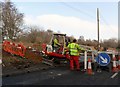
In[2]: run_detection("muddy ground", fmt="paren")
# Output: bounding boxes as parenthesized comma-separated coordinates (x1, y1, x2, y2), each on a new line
(2, 49, 51, 76)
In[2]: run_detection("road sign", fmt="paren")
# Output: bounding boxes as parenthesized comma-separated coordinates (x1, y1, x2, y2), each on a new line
(96, 53, 111, 66)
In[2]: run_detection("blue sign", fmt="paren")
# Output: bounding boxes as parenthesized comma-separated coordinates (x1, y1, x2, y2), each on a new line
(96, 53, 111, 66)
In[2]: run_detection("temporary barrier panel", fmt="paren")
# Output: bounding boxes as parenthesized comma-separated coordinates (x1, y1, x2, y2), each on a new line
(2, 41, 26, 57)
(17, 44, 26, 57)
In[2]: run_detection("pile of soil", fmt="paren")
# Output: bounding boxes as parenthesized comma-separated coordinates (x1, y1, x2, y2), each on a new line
(24, 48, 43, 63)
(2, 49, 49, 76)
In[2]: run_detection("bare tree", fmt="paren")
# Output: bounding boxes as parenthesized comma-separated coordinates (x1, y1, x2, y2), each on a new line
(101, 38, 118, 48)
(1, 0, 24, 40)
(27, 26, 40, 43)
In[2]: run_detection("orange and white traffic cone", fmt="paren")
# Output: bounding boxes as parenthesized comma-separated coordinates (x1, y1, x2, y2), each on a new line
(118, 56, 120, 70)
(112, 57, 118, 72)
(87, 58, 94, 75)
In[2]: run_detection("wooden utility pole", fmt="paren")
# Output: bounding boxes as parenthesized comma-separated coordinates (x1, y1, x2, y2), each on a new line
(97, 8, 100, 51)
(97, 8, 102, 72)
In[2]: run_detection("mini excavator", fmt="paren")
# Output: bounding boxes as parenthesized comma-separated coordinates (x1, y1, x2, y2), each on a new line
(41, 33, 70, 66)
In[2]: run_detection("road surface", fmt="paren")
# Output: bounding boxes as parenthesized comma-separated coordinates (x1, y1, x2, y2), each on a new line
(2, 66, 120, 85)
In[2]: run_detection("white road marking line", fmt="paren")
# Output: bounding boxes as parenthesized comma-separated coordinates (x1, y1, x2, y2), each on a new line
(111, 73, 118, 79)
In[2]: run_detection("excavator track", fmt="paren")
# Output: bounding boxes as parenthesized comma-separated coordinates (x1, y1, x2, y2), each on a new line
(41, 53, 69, 67)
(42, 57, 54, 66)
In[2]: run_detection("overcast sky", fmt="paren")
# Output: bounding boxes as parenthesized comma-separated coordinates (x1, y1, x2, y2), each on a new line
(8, 0, 118, 40)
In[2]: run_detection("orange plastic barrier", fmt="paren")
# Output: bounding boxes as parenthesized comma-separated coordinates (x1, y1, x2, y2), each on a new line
(2, 40, 8, 52)
(2, 41, 26, 57)
(17, 44, 26, 57)
(6, 41, 10, 52)
(12, 43, 17, 55)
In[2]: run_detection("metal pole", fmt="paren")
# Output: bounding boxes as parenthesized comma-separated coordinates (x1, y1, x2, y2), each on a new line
(97, 8, 101, 72)
(97, 8, 100, 51)
(84, 51, 87, 70)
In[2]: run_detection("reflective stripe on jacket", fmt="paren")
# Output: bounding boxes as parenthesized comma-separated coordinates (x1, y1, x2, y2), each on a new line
(67, 43, 80, 56)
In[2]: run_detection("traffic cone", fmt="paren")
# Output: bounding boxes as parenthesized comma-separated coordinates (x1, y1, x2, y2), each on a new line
(112, 57, 118, 72)
(118, 56, 120, 70)
(87, 58, 94, 75)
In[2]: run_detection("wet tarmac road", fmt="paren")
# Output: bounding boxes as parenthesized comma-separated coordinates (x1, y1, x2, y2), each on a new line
(2, 66, 120, 85)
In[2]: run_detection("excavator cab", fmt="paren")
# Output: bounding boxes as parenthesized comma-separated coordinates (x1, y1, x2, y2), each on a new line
(46, 33, 66, 54)
(41, 33, 69, 66)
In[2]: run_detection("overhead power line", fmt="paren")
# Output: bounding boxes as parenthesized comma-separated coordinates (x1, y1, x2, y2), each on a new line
(60, 2, 117, 39)
(98, 12, 118, 39)
(60, 2, 95, 20)
(100, 12, 116, 31)
(61, 2, 116, 30)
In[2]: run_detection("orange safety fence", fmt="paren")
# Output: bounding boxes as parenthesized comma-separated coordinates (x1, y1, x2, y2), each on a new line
(2, 40, 26, 57)
(17, 44, 26, 57)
